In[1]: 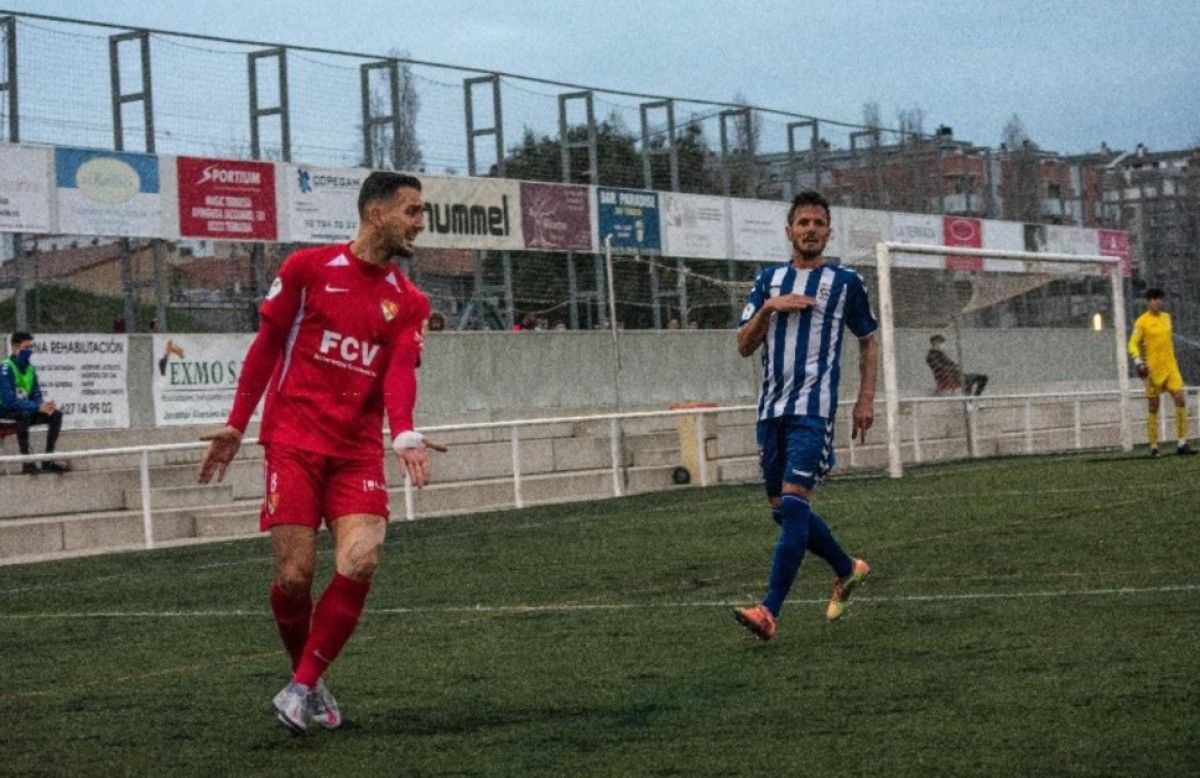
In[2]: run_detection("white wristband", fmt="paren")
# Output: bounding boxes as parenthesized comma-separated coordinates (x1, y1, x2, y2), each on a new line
(392, 430, 424, 451)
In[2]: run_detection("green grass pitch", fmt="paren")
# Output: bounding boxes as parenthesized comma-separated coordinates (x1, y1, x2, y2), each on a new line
(2, 452, 1198, 776)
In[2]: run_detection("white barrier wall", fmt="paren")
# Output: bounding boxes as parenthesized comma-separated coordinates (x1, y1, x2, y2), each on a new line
(117, 329, 1118, 429)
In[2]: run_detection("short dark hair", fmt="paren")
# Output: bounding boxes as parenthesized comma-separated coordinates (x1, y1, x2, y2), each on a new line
(11, 331, 33, 347)
(787, 190, 831, 225)
(930, 334, 945, 345)
(357, 172, 422, 219)
(1146, 287, 1165, 301)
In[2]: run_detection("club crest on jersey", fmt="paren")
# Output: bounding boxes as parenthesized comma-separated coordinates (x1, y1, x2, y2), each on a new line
(817, 283, 832, 302)
(381, 299, 399, 322)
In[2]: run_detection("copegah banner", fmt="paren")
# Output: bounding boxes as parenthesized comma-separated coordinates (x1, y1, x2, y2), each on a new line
(285, 164, 369, 243)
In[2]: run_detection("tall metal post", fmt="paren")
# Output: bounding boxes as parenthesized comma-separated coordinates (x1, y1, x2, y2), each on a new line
(641, 99, 681, 327)
(639, 99, 679, 192)
(1, 16, 16, 143)
(109, 29, 154, 153)
(464, 74, 504, 177)
(719, 108, 754, 322)
(2, 17, 24, 330)
(120, 239, 137, 332)
(560, 90, 598, 329)
(786, 120, 818, 198)
(249, 47, 291, 161)
(718, 107, 753, 197)
(152, 239, 168, 332)
(360, 58, 403, 169)
(462, 74, 510, 328)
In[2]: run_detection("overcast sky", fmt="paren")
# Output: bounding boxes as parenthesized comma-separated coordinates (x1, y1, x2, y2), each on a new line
(4, 0, 1198, 155)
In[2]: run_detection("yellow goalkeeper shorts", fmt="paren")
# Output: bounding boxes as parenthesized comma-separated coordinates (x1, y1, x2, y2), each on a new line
(1146, 366, 1184, 398)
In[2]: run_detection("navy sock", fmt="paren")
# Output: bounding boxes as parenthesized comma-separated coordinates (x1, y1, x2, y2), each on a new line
(807, 511, 853, 579)
(762, 495, 810, 617)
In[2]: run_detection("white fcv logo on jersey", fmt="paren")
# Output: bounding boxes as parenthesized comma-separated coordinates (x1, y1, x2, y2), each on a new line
(319, 330, 380, 368)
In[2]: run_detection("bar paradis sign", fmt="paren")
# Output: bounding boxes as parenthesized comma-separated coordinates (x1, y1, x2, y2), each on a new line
(177, 156, 278, 240)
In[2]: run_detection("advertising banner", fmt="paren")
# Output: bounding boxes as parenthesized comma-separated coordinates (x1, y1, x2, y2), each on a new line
(520, 181, 592, 252)
(56, 147, 162, 237)
(0, 144, 53, 232)
(285, 164, 368, 243)
(943, 215, 983, 272)
(152, 334, 257, 426)
(729, 198, 788, 262)
(1098, 229, 1133, 278)
(421, 175, 524, 251)
(22, 334, 129, 430)
(660, 192, 730, 259)
(596, 187, 661, 254)
(177, 156, 278, 240)
(888, 212, 943, 269)
(980, 219, 1026, 273)
(836, 207, 888, 266)
(1045, 225, 1099, 256)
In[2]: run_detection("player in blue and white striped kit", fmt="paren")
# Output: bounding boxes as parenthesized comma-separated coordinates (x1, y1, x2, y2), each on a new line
(733, 190, 879, 641)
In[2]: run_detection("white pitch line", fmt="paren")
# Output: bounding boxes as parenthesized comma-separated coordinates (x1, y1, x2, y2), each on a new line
(1, 584, 1196, 619)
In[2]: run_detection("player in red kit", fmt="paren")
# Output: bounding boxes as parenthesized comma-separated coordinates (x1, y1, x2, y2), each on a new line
(197, 172, 445, 734)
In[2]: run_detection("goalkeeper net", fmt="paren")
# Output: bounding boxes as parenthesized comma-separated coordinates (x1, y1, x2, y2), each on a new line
(870, 241, 1133, 477)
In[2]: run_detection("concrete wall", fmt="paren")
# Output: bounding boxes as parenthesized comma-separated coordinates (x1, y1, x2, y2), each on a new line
(113, 328, 1118, 430)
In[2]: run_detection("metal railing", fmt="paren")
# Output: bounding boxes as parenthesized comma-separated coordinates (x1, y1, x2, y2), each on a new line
(3, 388, 1192, 556)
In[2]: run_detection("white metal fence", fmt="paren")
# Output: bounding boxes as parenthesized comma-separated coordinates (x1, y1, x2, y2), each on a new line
(4, 387, 1194, 559)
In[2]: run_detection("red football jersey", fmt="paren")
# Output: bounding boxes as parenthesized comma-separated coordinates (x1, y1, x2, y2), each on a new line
(231, 242, 429, 459)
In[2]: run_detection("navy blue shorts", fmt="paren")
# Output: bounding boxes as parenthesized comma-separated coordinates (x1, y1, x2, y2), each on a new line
(757, 415, 837, 496)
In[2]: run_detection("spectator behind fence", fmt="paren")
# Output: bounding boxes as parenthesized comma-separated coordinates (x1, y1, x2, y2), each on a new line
(926, 334, 988, 396)
(1, 331, 70, 475)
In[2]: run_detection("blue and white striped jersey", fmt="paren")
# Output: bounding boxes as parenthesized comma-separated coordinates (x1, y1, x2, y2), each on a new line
(740, 262, 878, 421)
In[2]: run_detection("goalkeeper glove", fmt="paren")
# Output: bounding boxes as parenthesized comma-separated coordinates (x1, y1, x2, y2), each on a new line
(1135, 359, 1149, 379)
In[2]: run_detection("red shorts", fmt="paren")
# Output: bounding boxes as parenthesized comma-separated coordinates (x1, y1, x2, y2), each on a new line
(259, 444, 390, 531)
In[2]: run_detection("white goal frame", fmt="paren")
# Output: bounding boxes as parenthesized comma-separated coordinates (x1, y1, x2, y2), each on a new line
(874, 241, 1133, 478)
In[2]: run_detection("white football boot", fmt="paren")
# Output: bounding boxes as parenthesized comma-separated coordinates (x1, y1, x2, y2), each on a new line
(272, 681, 311, 734)
(308, 678, 343, 729)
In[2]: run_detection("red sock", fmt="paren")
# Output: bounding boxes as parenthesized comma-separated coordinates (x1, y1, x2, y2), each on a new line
(269, 582, 313, 671)
(292, 573, 371, 687)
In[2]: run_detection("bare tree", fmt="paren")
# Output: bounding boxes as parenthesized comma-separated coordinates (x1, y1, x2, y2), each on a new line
(1000, 114, 1041, 223)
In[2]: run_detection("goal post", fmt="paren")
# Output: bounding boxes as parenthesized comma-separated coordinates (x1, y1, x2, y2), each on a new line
(874, 241, 1133, 478)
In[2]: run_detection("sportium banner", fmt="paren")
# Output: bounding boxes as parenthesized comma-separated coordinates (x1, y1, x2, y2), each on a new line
(55, 147, 162, 237)
(420, 175, 523, 251)
(519, 181, 592, 252)
(0, 144, 53, 232)
(285, 164, 368, 243)
(660, 192, 729, 260)
(23, 334, 129, 430)
(177, 156, 278, 240)
(152, 334, 257, 426)
(596, 187, 661, 254)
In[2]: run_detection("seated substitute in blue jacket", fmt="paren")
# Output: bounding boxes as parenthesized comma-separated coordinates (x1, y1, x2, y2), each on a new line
(1, 331, 69, 474)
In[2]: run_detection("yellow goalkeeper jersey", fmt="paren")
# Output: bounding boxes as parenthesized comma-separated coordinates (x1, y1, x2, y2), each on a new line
(1127, 311, 1179, 373)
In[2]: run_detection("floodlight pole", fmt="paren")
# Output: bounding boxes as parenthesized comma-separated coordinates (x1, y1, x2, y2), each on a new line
(874, 242, 903, 478)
